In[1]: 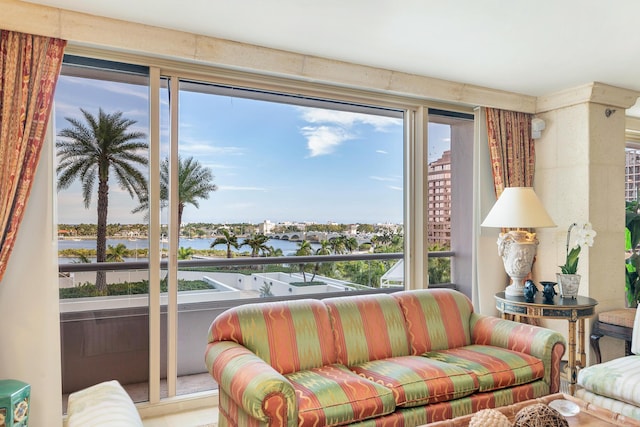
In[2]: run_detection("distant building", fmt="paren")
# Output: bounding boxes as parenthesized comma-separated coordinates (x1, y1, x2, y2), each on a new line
(427, 150, 451, 246)
(258, 220, 274, 234)
(626, 148, 640, 201)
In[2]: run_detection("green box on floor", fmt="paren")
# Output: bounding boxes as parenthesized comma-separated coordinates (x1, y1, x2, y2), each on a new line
(0, 380, 30, 426)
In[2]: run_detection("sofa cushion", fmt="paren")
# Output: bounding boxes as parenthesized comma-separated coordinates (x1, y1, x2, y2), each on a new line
(325, 294, 410, 365)
(393, 289, 473, 354)
(285, 364, 395, 426)
(207, 298, 336, 374)
(577, 355, 640, 407)
(350, 355, 478, 407)
(424, 345, 544, 392)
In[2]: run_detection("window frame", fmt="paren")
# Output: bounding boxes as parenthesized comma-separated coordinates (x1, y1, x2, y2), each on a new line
(58, 45, 476, 410)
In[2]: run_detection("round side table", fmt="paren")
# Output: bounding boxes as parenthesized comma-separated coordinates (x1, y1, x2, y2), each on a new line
(495, 291, 598, 396)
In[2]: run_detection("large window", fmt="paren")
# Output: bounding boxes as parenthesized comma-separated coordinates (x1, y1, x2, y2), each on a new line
(55, 52, 473, 409)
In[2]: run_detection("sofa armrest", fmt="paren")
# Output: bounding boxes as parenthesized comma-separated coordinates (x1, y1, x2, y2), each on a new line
(470, 313, 567, 393)
(205, 341, 297, 426)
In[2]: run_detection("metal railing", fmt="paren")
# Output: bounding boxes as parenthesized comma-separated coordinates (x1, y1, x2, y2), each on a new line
(58, 251, 454, 272)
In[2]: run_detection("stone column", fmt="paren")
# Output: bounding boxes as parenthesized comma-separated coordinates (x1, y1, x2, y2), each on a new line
(533, 83, 639, 362)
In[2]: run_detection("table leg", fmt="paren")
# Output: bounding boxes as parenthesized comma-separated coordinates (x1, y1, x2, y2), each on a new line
(577, 318, 586, 368)
(568, 319, 577, 395)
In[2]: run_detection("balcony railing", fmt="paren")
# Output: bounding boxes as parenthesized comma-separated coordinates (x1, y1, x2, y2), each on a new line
(58, 251, 453, 405)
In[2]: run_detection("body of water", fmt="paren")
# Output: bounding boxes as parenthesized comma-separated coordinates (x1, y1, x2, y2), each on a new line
(58, 237, 318, 258)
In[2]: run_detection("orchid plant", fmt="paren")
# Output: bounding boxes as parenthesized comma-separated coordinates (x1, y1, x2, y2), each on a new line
(559, 222, 597, 274)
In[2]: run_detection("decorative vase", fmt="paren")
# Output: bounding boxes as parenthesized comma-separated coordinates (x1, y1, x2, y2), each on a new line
(540, 281, 557, 303)
(556, 273, 580, 298)
(523, 280, 538, 302)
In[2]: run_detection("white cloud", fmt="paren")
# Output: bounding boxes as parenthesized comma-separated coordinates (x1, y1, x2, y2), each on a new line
(298, 107, 402, 157)
(179, 140, 244, 157)
(66, 77, 149, 101)
(376, 150, 388, 154)
(388, 186, 403, 191)
(370, 176, 396, 182)
(299, 108, 401, 132)
(301, 126, 351, 157)
(218, 185, 267, 191)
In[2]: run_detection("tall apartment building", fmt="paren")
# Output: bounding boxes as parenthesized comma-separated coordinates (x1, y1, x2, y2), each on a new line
(427, 150, 451, 247)
(626, 148, 640, 201)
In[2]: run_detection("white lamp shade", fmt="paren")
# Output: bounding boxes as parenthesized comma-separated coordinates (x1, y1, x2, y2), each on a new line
(481, 187, 555, 229)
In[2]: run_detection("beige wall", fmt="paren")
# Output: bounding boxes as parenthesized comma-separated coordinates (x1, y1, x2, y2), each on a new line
(1, 0, 640, 424)
(0, 131, 61, 426)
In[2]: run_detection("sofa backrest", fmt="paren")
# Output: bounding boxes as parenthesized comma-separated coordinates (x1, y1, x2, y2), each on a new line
(324, 293, 410, 366)
(207, 298, 336, 375)
(393, 288, 473, 354)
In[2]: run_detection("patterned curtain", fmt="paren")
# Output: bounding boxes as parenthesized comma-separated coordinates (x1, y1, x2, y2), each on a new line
(0, 30, 66, 283)
(486, 107, 538, 324)
(485, 107, 535, 197)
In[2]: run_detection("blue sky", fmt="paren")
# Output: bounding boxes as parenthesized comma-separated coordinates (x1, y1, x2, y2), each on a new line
(54, 74, 450, 225)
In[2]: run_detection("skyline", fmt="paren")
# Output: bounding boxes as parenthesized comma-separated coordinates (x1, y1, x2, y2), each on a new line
(54, 70, 451, 225)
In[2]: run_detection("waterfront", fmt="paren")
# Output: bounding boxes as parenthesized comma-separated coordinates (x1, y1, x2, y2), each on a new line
(58, 237, 319, 258)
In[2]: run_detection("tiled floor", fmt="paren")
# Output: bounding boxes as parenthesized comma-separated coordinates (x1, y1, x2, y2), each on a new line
(142, 407, 218, 427)
(123, 373, 217, 403)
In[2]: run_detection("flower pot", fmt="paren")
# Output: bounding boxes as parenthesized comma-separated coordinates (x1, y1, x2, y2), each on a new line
(557, 273, 580, 298)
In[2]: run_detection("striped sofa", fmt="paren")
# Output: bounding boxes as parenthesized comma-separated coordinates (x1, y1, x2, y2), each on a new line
(205, 289, 566, 427)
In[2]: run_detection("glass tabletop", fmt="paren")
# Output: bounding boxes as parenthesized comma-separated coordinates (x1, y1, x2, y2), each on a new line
(495, 291, 598, 309)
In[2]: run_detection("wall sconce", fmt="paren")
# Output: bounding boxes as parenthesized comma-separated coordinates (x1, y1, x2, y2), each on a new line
(531, 118, 545, 139)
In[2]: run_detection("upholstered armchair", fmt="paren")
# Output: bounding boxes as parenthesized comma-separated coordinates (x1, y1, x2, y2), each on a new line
(576, 307, 640, 421)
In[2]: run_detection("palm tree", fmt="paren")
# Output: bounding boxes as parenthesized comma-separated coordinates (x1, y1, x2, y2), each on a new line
(267, 246, 284, 257)
(211, 229, 239, 258)
(106, 243, 129, 262)
(133, 155, 217, 230)
(344, 236, 359, 253)
(296, 240, 314, 282)
(316, 240, 332, 255)
(71, 251, 92, 264)
(178, 246, 194, 260)
(57, 108, 148, 292)
(329, 236, 346, 254)
(243, 233, 270, 257)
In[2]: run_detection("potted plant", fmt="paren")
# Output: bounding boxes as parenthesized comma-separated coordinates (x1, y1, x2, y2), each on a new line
(558, 222, 596, 298)
(625, 200, 640, 307)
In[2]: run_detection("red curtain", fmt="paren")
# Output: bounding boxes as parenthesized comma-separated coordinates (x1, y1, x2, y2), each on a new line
(0, 30, 66, 283)
(485, 108, 535, 198)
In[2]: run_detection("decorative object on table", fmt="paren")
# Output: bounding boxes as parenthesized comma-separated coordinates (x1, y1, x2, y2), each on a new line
(625, 200, 640, 307)
(523, 279, 538, 302)
(513, 403, 568, 427)
(556, 274, 581, 299)
(468, 408, 511, 427)
(481, 187, 556, 296)
(0, 379, 30, 427)
(548, 399, 580, 417)
(541, 281, 557, 303)
(558, 222, 596, 298)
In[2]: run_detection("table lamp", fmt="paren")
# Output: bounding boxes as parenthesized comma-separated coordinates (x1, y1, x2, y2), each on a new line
(481, 187, 556, 296)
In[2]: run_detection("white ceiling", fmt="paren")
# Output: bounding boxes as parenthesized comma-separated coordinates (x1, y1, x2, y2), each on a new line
(24, 0, 640, 114)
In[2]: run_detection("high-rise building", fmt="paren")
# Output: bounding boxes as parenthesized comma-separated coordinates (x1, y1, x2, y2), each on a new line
(626, 148, 640, 201)
(427, 150, 451, 246)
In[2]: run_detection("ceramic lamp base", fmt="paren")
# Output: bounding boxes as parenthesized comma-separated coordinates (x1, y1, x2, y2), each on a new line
(505, 282, 525, 296)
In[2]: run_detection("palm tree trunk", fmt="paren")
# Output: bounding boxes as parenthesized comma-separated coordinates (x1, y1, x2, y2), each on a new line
(95, 178, 109, 292)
